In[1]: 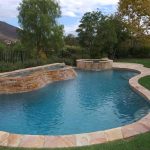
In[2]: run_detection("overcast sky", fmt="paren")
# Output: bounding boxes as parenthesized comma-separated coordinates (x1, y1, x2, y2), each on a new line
(0, 0, 119, 34)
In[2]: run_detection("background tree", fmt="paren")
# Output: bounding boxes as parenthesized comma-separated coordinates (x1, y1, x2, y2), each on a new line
(118, 0, 150, 57)
(64, 34, 78, 46)
(96, 16, 118, 58)
(118, 0, 150, 41)
(76, 11, 130, 59)
(18, 0, 64, 60)
(107, 14, 130, 58)
(76, 11, 105, 58)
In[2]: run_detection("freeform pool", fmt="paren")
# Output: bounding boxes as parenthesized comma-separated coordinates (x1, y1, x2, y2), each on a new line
(0, 70, 150, 135)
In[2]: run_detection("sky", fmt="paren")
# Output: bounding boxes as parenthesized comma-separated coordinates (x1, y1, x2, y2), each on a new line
(0, 0, 119, 35)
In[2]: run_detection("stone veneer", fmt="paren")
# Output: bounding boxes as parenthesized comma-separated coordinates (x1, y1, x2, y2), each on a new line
(77, 59, 113, 71)
(0, 62, 150, 148)
(0, 63, 77, 94)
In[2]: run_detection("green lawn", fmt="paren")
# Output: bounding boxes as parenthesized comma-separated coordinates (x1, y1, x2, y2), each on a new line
(0, 58, 150, 150)
(116, 58, 150, 90)
(116, 58, 150, 89)
(0, 132, 150, 150)
(139, 76, 150, 90)
(116, 58, 150, 68)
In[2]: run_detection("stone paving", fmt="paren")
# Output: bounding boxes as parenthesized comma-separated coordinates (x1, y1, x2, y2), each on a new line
(0, 63, 150, 148)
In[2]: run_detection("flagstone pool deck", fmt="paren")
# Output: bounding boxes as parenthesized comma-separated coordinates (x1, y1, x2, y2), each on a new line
(0, 62, 150, 148)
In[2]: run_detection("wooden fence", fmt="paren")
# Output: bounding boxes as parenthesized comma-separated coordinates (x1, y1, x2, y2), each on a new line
(0, 50, 28, 63)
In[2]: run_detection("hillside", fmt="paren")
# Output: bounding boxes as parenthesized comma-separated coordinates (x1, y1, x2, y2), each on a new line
(0, 21, 19, 42)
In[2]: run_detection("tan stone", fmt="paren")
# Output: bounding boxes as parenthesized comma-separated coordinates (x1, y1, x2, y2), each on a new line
(76, 134, 90, 146)
(76, 59, 113, 71)
(89, 131, 107, 144)
(105, 128, 123, 141)
(0, 64, 77, 94)
(0, 132, 9, 146)
(139, 115, 150, 129)
(44, 136, 76, 148)
(7, 134, 23, 147)
(19, 135, 44, 148)
(122, 123, 149, 138)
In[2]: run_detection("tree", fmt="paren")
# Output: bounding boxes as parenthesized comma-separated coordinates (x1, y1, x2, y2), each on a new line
(18, 0, 64, 59)
(76, 11, 105, 58)
(118, 0, 150, 58)
(118, 0, 150, 40)
(65, 34, 78, 46)
(106, 14, 130, 58)
(95, 16, 118, 58)
(76, 11, 129, 58)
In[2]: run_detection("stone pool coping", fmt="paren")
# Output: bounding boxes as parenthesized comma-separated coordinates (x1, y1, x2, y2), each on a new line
(0, 62, 150, 148)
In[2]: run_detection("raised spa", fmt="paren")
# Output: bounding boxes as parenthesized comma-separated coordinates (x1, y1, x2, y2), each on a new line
(0, 69, 150, 135)
(77, 58, 113, 71)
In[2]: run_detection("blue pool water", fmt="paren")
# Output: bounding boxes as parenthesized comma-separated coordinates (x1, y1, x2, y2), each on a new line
(0, 70, 150, 135)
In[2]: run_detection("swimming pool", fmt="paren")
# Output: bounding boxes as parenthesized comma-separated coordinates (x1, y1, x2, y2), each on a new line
(0, 70, 150, 135)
